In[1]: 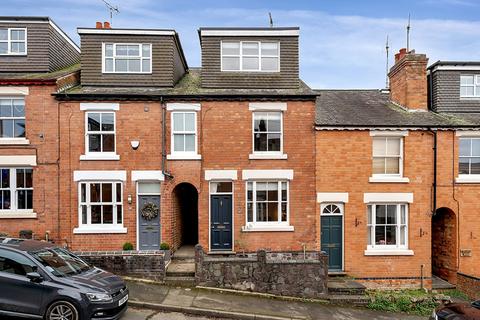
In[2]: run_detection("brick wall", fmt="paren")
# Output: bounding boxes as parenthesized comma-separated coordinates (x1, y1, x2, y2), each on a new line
(457, 272, 480, 300)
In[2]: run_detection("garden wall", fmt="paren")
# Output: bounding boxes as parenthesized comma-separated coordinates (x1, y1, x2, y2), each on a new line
(194, 245, 328, 298)
(457, 272, 480, 300)
(76, 250, 170, 282)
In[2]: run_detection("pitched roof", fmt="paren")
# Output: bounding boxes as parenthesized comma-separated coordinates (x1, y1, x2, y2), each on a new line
(315, 89, 480, 128)
(0, 64, 80, 83)
(55, 68, 316, 100)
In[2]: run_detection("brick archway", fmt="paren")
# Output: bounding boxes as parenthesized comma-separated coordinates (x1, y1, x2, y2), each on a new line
(172, 182, 198, 249)
(432, 207, 457, 284)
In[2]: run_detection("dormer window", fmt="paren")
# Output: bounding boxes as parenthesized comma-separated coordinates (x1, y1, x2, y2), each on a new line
(221, 41, 279, 72)
(0, 28, 27, 55)
(102, 43, 152, 74)
(460, 75, 480, 98)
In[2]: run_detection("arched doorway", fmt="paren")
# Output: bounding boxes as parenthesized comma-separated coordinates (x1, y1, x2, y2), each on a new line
(432, 207, 457, 284)
(172, 183, 198, 248)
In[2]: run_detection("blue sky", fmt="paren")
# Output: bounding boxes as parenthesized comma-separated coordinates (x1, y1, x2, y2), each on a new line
(2, 0, 480, 88)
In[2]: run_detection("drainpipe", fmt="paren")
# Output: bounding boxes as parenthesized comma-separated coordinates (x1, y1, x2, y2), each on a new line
(432, 129, 437, 215)
(161, 97, 173, 179)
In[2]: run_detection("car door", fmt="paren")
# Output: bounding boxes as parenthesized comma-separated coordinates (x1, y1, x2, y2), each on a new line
(0, 248, 44, 317)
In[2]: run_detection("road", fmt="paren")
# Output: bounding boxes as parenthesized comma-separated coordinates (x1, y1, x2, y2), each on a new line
(123, 307, 230, 320)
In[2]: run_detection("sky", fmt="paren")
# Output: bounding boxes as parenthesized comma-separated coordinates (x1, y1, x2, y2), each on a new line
(2, 0, 480, 89)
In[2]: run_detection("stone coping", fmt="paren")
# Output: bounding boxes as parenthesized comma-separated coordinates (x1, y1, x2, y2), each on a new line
(75, 250, 167, 256)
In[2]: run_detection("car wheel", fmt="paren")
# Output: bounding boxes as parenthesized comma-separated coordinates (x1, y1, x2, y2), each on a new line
(45, 301, 79, 320)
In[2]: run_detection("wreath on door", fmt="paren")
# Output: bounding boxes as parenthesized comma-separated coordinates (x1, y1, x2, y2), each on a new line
(141, 202, 159, 220)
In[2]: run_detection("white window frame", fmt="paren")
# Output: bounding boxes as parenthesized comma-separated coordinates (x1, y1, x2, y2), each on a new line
(102, 43, 152, 74)
(168, 111, 200, 159)
(76, 181, 125, 233)
(83, 111, 118, 160)
(251, 111, 284, 157)
(0, 167, 34, 214)
(366, 203, 409, 252)
(221, 41, 280, 72)
(458, 137, 480, 176)
(0, 28, 27, 55)
(0, 97, 26, 140)
(460, 75, 480, 98)
(370, 136, 406, 182)
(244, 180, 292, 231)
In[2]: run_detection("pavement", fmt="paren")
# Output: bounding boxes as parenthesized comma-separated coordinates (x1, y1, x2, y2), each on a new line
(126, 280, 426, 320)
(123, 307, 229, 319)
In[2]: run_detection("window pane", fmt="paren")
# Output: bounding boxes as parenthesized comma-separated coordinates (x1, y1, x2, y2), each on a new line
(11, 30, 25, 41)
(385, 157, 400, 174)
(256, 202, 267, 221)
(261, 57, 278, 71)
(367, 206, 372, 225)
(87, 113, 100, 131)
(459, 158, 470, 174)
(254, 113, 268, 132)
(267, 133, 281, 151)
(367, 226, 372, 245)
(281, 182, 287, 201)
(461, 75, 474, 85)
(386, 205, 396, 224)
(1, 120, 14, 138)
(142, 59, 151, 72)
(173, 134, 184, 152)
(472, 139, 480, 156)
(247, 202, 253, 222)
(101, 113, 114, 131)
(1, 190, 10, 209)
(400, 205, 406, 224)
(385, 226, 396, 245)
(81, 183, 86, 202)
(471, 158, 480, 174)
(386, 138, 401, 156)
(142, 44, 151, 57)
(261, 42, 278, 55)
(0, 29, 7, 40)
(222, 42, 240, 55)
(461, 86, 474, 96)
(102, 183, 112, 202)
(138, 182, 161, 194)
(11, 42, 25, 53)
(91, 205, 101, 223)
(281, 203, 287, 221)
(267, 182, 278, 201)
(127, 45, 139, 56)
(1, 169, 9, 188)
(17, 190, 26, 209)
(116, 45, 128, 56)
(256, 182, 267, 201)
(247, 182, 253, 201)
(90, 183, 101, 202)
(211, 182, 232, 193)
(81, 205, 87, 224)
(88, 134, 101, 152)
(222, 57, 240, 70)
(184, 113, 195, 132)
(13, 100, 24, 117)
(105, 58, 113, 72)
(184, 134, 195, 152)
(173, 113, 184, 131)
(372, 138, 386, 156)
(25, 169, 32, 189)
(102, 134, 115, 152)
(117, 205, 122, 224)
(14, 119, 25, 137)
(128, 59, 141, 72)
(375, 205, 386, 224)
(105, 44, 113, 57)
(103, 205, 113, 224)
(0, 43, 7, 54)
(115, 59, 128, 72)
(375, 226, 385, 245)
(242, 57, 259, 70)
(116, 183, 122, 201)
(400, 226, 406, 245)
(268, 113, 281, 132)
(267, 202, 278, 221)
(459, 138, 471, 156)
(254, 133, 267, 152)
(0, 99, 12, 117)
(372, 157, 385, 174)
(242, 42, 259, 55)
(16, 169, 25, 188)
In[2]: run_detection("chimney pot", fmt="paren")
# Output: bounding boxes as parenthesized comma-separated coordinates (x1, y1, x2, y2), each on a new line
(103, 21, 111, 29)
(95, 21, 103, 29)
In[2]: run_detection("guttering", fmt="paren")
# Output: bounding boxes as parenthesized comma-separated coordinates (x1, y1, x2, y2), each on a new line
(0, 79, 57, 85)
(77, 28, 176, 36)
(53, 93, 317, 101)
(315, 124, 480, 130)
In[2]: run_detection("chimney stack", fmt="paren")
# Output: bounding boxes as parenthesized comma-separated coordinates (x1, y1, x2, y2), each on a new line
(103, 21, 111, 29)
(95, 21, 103, 29)
(388, 48, 429, 111)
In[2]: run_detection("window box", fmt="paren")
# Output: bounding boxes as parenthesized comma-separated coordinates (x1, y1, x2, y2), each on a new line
(0, 28, 27, 55)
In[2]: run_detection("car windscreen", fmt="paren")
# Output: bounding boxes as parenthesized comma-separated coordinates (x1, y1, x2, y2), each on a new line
(30, 247, 91, 277)
(473, 301, 480, 309)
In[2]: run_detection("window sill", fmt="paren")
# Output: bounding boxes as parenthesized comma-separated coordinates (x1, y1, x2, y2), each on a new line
(241, 225, 294, 232)
(80, 154, 120, 161)
(369, 176, 410, 183)
(0, 211, 37, 219)
(249, 153, 288, 160)
(167, 154, 202, 160)
(364, 249, 414, 256)
(455, 175, 480, 184)
(0, 138, 30, 145)
(73, 226, 127, 234)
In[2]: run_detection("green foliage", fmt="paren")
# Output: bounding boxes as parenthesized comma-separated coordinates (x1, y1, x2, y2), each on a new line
(0, 232, 8, 237)
(443, 289, 469, 301)
(160, 242, 170, 250)
(367, 290, 439, 316)
(122, 242, 134, 251)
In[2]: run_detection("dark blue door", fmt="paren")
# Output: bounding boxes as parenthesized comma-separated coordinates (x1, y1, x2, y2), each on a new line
(321, 216, 343, 271)
(138, 195, 161, 250)
(210, 195, 232, 251)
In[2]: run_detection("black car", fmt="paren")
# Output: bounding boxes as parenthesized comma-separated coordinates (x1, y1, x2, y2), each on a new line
(0, 237, 128, 320)
(431, 300, 480, 320)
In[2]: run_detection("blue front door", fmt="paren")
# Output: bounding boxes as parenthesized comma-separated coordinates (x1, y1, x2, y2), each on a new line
(210, 195, 232, 251)
(138, 195, 161, 250)
(321, 215, 343, 271)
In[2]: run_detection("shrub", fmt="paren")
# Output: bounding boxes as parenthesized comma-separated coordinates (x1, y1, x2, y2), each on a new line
(0, 232, 8, 237)
(160, 242, 170, 250)
(367, 290, 439, 316)
(122, 242, 134, 251)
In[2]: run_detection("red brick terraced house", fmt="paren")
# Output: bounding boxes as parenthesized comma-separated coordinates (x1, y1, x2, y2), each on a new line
(315, 49, 480, 293)
(54, 24, 318, 254)
(0, 17, 80, 241)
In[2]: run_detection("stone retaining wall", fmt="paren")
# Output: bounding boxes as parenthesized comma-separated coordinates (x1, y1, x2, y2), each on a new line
(194, 245, 328, 298)
(76, 250, 170, 282)
(457, 272, 480, 300)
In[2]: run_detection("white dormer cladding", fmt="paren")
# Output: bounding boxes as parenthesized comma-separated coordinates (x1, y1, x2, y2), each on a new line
(199, 29, 300, 37)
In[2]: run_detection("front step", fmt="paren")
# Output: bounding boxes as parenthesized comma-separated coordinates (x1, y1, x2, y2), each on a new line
(164, 276, 195, 287)
(328, 294, 370, 306)
(165, 259, 195, 287)
(328, 279, 367, 296)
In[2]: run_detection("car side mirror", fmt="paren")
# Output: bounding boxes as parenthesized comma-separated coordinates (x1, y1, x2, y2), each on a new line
(26, 272, 43, 283)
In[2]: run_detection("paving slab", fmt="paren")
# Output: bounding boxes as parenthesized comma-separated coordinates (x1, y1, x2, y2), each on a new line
(128, 281, 169, 304)
(162, 287, 198, 307)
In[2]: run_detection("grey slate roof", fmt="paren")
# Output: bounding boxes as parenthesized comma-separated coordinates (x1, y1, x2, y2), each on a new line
(315, 89, 480, 128)
(55, 68, 315, 100)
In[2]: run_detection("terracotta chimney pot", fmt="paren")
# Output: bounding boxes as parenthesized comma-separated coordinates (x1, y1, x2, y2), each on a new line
(103, 21, 111, 29)
(95, 21, 103, 29)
